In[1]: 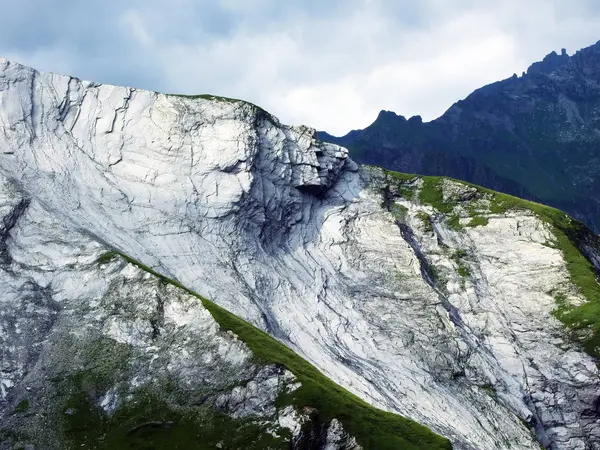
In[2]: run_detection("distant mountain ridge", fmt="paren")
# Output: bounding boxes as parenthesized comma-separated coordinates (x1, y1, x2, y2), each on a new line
(318, 40, 600, 231)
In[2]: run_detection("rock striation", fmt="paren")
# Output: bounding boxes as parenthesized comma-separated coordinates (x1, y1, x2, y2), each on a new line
(0, 59, 599, 449)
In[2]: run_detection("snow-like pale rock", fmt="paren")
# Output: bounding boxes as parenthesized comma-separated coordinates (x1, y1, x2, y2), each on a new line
(324, 419, 362, 450)
(0, 189, 310, 447)
(0, 59, 599, 449)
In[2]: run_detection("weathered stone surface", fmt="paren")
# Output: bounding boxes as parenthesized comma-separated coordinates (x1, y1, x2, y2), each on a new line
(0, 186, 309, 448)
(0, 59, 598, 449)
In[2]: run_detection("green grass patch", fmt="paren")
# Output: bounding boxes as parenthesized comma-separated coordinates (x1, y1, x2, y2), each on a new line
(428, 264, 448, 290)
(450, 249, 471, 278)
(416, 212, 433, 233)
(165, 93, 272, 120)
(391, 204, 409, 221)
(418, 178, 453, 214)
(382, 169, 600, 358)
(400, 186, 417, 199)
(542, 240, 558, 249)
(110, 252, 452, 450)
(479, 384, 496, 396)
(466, 216, 489, 227)
(457, 265, 471, 278)
(60, 382, 287, 450)
(96, 251, 119, 265)
(384, 170, 417, 183)
(168, 93, 243, 104)
(13, 399, 29, 414)
(53, 331, 289, 449)
(384, 172, 471, 232)
(451, 250, 468, 261)
(446, 214, 463, 231)
(552, 292, 570, 312)
(384, 170, 418, 199)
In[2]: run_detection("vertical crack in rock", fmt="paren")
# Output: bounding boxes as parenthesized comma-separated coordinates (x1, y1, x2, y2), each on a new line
(382, 186, 465, 329)
(57, 76, 72, 123)
(398, 221, 466, 329)
(27, 70, 37, 141)
(150, 289, 165, 340)
(0, 198, 30, 265)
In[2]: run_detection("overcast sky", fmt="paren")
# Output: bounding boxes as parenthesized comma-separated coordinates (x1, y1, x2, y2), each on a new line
(2, 1, 600, 135)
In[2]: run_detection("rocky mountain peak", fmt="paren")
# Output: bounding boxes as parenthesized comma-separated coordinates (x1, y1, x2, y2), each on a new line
(526, 48, 572, 76)
(2, 59, 600, 450)
(408, 114, 423, 124)
(0, 58, 352, 245)
(375, 109, 405, 122)
(320, 39, 600, 232)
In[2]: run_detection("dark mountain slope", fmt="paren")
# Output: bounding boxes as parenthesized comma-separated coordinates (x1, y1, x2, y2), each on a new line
(319, 41, 600, 231)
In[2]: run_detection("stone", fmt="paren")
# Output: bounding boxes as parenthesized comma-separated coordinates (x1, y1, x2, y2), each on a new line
(0, 59, 598, 449)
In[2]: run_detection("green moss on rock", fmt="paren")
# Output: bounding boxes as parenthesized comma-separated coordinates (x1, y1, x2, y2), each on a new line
(60, 383, 288, 450)
(416, 212, 433, 233)
(13, 399, 29, 414)
(466, 216, 489, 227)
(111, 253, 452, 450)
(382, 169, 600, 359)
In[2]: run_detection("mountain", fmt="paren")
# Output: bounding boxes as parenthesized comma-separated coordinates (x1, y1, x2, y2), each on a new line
(0, 59, 599, 449)
(318, 41, 600, 233)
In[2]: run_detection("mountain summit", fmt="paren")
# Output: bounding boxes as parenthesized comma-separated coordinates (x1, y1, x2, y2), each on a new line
(1, 59, 600, 449)
(319, 40, 600, 232)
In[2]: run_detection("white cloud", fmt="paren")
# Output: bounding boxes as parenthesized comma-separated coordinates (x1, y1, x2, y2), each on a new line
(1, 0, 599, 135)
(119, 10, 153, 47)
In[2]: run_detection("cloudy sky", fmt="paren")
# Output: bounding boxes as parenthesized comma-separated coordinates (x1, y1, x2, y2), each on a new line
(2, 1, 600, 135)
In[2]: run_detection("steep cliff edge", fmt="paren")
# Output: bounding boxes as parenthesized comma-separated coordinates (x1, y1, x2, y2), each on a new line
(0, 59, 599, 449)
(0, 183, 442, 449)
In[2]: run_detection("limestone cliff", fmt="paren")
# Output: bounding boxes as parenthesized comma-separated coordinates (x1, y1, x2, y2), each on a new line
(0, 59, 599, 449)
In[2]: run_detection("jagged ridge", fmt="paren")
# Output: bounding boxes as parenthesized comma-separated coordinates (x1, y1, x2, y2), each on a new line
(319, 40, 600, 233)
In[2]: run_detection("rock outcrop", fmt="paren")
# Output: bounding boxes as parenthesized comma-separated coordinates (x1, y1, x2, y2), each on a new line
(0, 59, 599, 449)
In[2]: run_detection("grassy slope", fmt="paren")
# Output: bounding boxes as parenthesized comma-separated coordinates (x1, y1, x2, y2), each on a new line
(49, 335, 289, 450)
(166, 94, 270, 117)
(77, 169, 599, 449)
(61, 381, 287, 450)
(168, 93, 244, 103)
(384, 169, 600, 358)
(99, 253, 452, 450)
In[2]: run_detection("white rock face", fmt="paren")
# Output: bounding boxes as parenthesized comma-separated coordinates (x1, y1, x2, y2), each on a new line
(323, 419, 362, 450)
(0, 183, 305, 447)
(0, 60, 599, 449)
